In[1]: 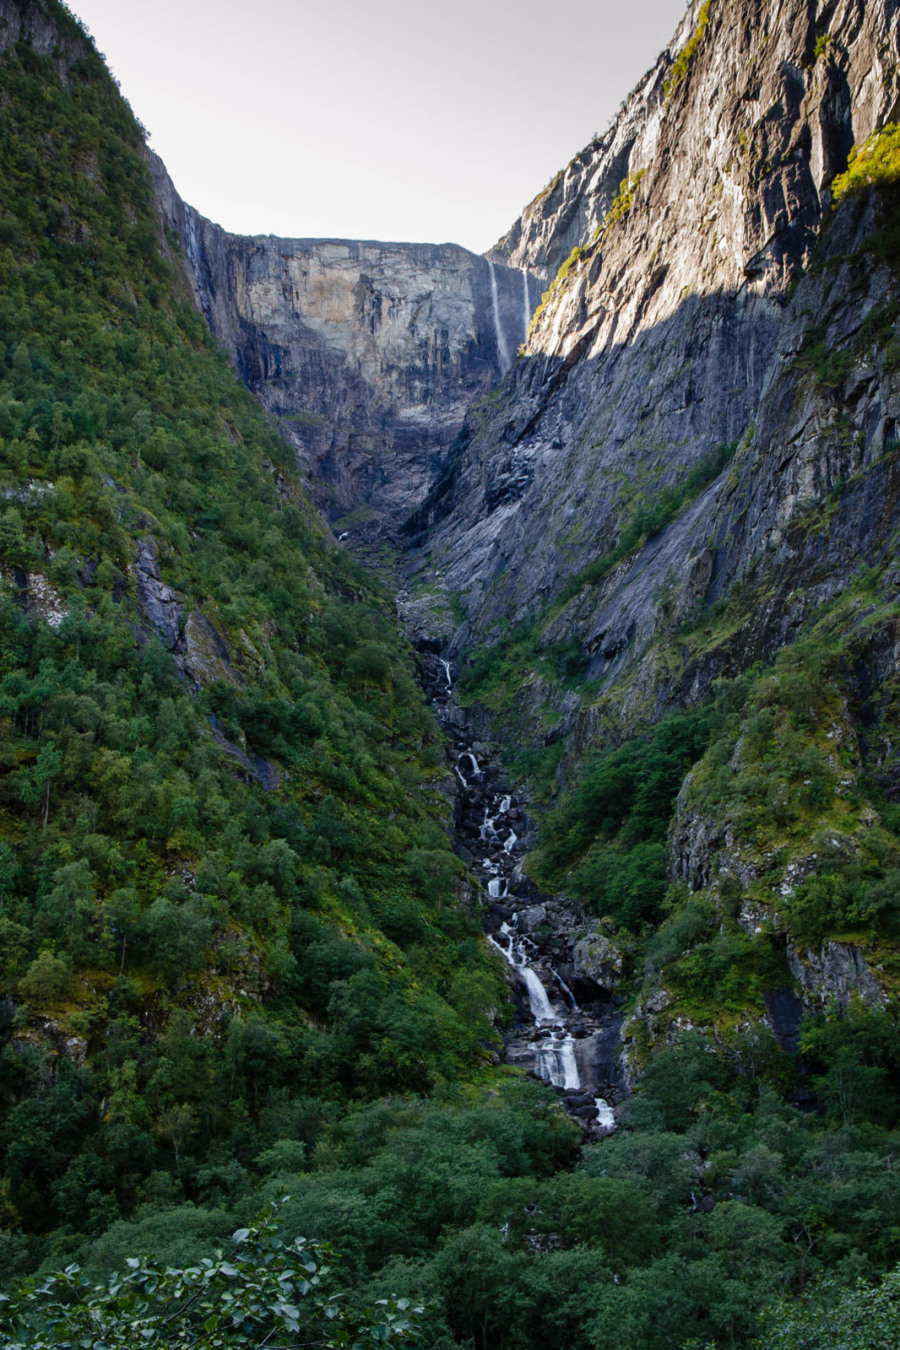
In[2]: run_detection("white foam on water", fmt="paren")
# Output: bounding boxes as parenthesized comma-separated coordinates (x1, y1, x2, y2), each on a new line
(595, 1098, 616, 1128)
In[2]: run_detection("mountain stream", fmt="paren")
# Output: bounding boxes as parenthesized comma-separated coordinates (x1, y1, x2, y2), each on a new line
(426, 648, 621, 1136)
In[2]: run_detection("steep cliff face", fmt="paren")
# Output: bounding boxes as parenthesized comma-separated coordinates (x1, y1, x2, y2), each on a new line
(496, 0, 892, 282)
(151, 157, 539, 539)
(407, 0, 900, 667)
(397, 0, 900, 1027)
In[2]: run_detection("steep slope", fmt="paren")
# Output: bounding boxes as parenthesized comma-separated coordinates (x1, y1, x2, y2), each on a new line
(410, 0, 900, 645)
(151, 158, 541, 541)
(399, 0, 900, 1029)
(4, 4, 900, 1347)
(0, 0, 509, 1253)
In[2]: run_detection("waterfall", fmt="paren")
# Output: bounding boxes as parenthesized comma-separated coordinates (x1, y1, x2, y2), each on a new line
(535, 1032, 581, 1090)
(490, 932, 556, 1022)
(552, 965, 579, 1011)
(431, 643, 616, 1123)
(456, 750, 480, 788)
(184, 206, 211, 319)
(521, 268, 531, 343)
(595, 1098, 616, 1128)
(522, 966, 556, 1022)
(480, 806, 498, 841)
(488, 260, 512, 373)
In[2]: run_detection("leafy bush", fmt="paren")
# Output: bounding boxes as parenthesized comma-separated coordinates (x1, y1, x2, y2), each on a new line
(0, 1202, 423, 1348)
(664, 0, 711, 101)
(531, 708, 716, 925)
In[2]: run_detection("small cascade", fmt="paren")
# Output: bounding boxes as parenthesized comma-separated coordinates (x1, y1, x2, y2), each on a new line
(489, 928, 556, 1024)
(535, 1032, 581, 1090)
(595, 1098, 616, 1129)
(184, 206, 211, 319)
(455, 751, 480, 788)
(521, 268, 531, 344)
(415, 638, 621, 1137)
(488, 259, 512, 373)
(552, 965, 579, 1011)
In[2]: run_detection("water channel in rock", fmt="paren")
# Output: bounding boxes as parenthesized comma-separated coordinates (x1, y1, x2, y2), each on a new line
(419, 641, 624, 1137)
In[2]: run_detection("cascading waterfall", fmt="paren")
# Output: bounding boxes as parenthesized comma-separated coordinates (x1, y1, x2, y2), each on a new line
(456, 704, 586, 1094)
(184, 206, 211, 319)
(595, 1099, 616, 1128)
(535, 1033, 581, 1091)
(521, 268, 531, 344)
(489, 927, 555, 1023)
(552, 965, 579, 1010)
(455, 751, 480, 788)
(490, 921, 581, 1089)
(488, 260, 512, 373)
(423, 645, 618, 1131)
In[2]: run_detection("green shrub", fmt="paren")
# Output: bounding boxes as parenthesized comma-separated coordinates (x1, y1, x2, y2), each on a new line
(664, 0, 711, 101)
(833, 123, 900, 201)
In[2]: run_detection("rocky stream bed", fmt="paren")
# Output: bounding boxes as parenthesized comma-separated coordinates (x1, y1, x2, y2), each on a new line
(417, 640, 627, 1137)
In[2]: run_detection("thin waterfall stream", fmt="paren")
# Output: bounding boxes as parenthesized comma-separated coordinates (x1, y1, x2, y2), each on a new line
(487, 259, 512, 373)
(521, 268, 531, 344)
(416, 638, 623, 1135)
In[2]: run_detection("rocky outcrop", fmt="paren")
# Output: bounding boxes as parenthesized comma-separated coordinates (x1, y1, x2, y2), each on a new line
(150, 154, 540, 539)
(135, 536, 183, 650)
(787, 939, 888, 1008)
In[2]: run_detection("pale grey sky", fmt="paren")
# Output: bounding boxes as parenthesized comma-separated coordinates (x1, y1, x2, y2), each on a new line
(70, 0, 687, 252)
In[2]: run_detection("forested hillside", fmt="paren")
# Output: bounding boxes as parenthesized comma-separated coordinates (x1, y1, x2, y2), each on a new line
(0, 0, 507, 1276)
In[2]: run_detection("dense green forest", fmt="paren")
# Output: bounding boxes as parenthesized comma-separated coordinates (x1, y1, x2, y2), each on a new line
(0, 0, 505, 1287)
(2, 3, 900, 1348)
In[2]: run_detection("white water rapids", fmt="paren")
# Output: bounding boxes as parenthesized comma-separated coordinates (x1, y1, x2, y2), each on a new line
(489, 923, 581, 1090)
(431, 650, 617, 1130)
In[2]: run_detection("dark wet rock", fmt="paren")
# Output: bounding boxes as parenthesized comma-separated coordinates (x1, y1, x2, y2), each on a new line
(135, 536, 183, 649)
(763, 987, 805, 1054)
(207, 716, 283, 792)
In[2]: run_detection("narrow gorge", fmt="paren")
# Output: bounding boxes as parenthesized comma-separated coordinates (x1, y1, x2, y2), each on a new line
(4, 0, 900, 1345)
(418, 642, 624, 1133)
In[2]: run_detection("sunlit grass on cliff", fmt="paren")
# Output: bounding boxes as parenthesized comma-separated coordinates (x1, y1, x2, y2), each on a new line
(833, 123, 900, 201)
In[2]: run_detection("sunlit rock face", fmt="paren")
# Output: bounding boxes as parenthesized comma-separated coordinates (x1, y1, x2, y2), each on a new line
(405, 0, 900, 680)
(151, 155, 539, 539)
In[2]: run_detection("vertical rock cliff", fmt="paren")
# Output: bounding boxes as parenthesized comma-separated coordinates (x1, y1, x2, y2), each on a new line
(406, 0, 900, 670)
(151, 156, 540, 540)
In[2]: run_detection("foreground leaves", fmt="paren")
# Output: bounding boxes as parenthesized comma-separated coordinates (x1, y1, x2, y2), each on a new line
(0, 1202, 423, 1349)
